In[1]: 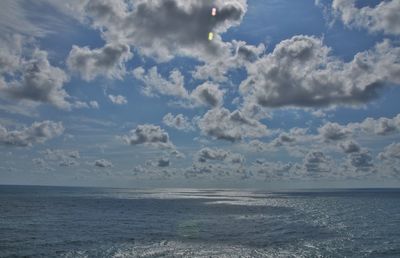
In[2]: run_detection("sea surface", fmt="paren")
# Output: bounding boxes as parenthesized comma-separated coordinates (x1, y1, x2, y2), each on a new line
(0, 186, 400, 257)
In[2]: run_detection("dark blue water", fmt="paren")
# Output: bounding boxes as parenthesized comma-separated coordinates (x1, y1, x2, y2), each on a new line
(1, 186, 400, 257)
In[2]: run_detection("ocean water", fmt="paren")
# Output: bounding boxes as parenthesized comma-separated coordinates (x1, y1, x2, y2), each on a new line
(0, 186, 400, 257)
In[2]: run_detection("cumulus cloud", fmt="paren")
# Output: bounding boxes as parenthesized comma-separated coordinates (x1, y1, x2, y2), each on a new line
(190, 82, 224, 108)
(350, 114, 400, 136)
(339, 140, 361, 154)
(157, 157, 170, 167)
(67, 42, 132, 81)
(0, 121, 64, 147)
(347, 150, 373, 170)
(378, 143, 400, 161)
(162, 113, 194, 132)
(197, 147, 229, 162)
(303, 151, 332, 175)
(1, 49, 71, 110)
(32, 157, 46, 166)
(318, 122, 350, 142)
(89, 101, 99, 109)
(40, 149, 80, 167)
(198, 107, 269, 142)
(316, 114, 400, 141)
(192, 40, 265, 82)
(41, 149, 80, 160)
(94, 159, 113, 168)
(196, 147, 245, 164)
(108, 94, 128, 105)
(60, 0, 247, 62)
(271, 128, 309, 147)
(132, 66, 226, 110)
(133, 66, 188, 98)
(250, 160, 300, 180)
(120, 124, 175, 149)
(330, 0, 400, 35)
(240, 36, 400, 109)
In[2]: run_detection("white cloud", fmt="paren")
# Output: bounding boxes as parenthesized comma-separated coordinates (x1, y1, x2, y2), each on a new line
(197, 147, 230, 162)
(120, 124, 175, 149)
(378, 143, 400, 161)
(133, 66, 188, 98)
(192, 40, 265, 82)
(271, 128, 309, 147)
(108, 94, 128, 105)
(349, 114, 400, 136)
(240, 36, 400, 109)
(41, 149, 80, 160)
(318, 122, 350, 142)
(303, 151, 332, 175)
(347, 150, 374, 170)
(0, 1, 48, 37)
(331, 0, 400, 35)
(249, 160, 299, 180)
(0, 121, 64, 147)
(67, 42, 132, 81)
(1, 48, 71, 110)
(133, 70, 226, 109)
(339, 140, 361, 154)
(198, 107, 269, 142)
(89, 101, 99, 109)
(190, 82, 224, 108)
(94, 159, 113, 168)
(157, 157, 170, 167)
(162, 113, 194, 132)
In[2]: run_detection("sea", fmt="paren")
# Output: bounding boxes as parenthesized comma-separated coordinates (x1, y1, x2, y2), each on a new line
(0, 186, 399, 257)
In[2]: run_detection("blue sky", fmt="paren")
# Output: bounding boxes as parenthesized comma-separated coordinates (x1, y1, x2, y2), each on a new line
(0, 0, 399, 188)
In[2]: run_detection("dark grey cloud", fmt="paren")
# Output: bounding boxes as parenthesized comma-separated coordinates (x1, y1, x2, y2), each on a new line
(67, 42, 132, 81)
(120, 124, 175, 149)
(59, 0, 247, 62)
(240, 36, 400, 109)
(198, 107, 269, 142)
(0, 120, 64, 147)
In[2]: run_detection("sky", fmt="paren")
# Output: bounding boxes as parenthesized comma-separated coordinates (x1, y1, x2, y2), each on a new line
(0, 0, 400, 189)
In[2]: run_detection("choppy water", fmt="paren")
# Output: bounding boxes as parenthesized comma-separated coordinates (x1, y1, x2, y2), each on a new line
(1, 186, 400, 257)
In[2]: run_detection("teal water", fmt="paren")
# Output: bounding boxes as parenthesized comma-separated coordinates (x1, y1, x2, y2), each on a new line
(1, 186, 400, 257)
